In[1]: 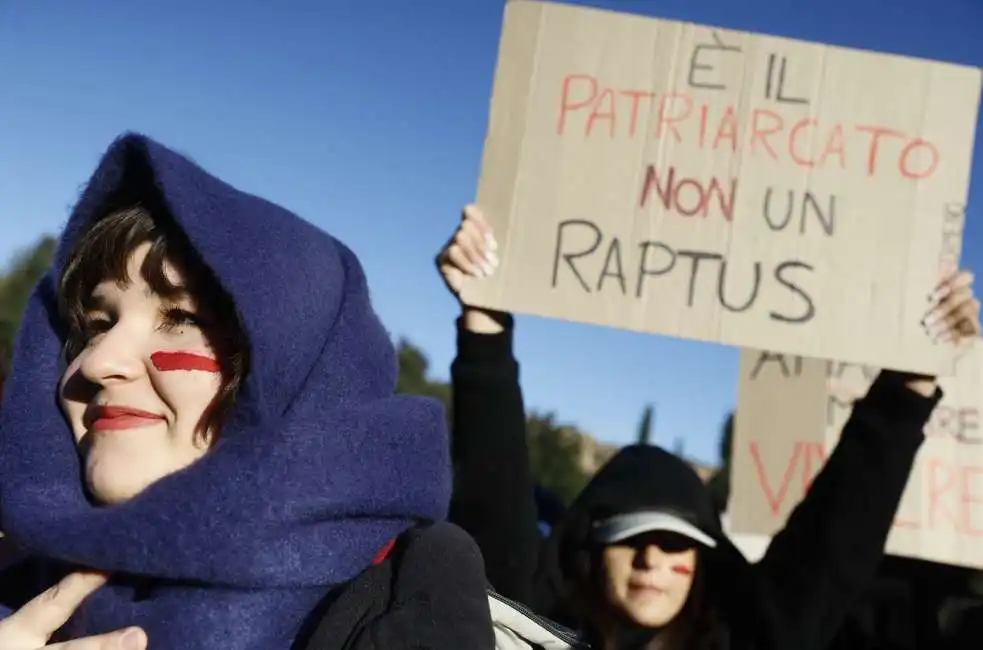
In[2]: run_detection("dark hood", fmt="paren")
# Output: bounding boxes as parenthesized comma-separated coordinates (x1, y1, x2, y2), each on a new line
(535, 445, 751, 634)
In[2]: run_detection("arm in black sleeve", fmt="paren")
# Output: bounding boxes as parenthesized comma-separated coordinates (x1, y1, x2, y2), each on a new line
(447, 315, 542, 605)
(753, 372, 938, 650)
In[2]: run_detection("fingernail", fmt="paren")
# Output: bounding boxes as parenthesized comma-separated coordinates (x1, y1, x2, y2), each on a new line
(481, 261, 495, 277)
(929, 285, 951, 305)
(923, 310, 942, 328)
(928, 320, 948, 339)
(486, 234, 498, 251)
(487, 252, 499, 268)
(930, 325, 953, 342)
(120, 628, 144, 650)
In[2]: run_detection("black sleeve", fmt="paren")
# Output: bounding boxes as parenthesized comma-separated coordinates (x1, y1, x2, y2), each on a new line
(752, 372, 938, 650)
(300, 524, 497, 650)
(352, 524, 497, 650)
(446, 315, 542, 606)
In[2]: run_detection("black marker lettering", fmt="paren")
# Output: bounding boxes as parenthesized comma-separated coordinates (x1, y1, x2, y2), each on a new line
(552, 219, 601, 292)
(688, 31, 742, 91)
(801, 192, 835, 236)
(770, 261, 816, 323)
(635, 242, 676, 298)
(750, 351, 801, 380)
(765, 54, 809, 105)
(762, 187, 794, 232)
(762, 188, 836, 236)
(598, 237, 627, 294)
(718, 260, 761, 312)
(677, 250, 723, 307)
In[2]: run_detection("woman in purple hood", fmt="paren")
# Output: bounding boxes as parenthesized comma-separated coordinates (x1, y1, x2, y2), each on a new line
(0, 134, 495, 650)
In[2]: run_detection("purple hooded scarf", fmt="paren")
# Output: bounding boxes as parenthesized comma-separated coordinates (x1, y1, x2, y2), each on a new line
(0, 133, 451, 649)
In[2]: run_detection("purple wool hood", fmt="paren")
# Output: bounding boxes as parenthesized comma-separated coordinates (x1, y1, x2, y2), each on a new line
(0, 133, 451, 649)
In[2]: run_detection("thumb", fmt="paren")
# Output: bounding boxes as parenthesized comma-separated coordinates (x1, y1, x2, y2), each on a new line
(48, 627, 147, 650)
(7, 571, 109, 642)
(441, 264, 465, 294)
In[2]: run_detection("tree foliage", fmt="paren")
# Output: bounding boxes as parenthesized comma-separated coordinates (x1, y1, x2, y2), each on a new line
(708, 411, 734, 514)
(394, 339, 590, 504)
(525, 412, 591, 504)
(395, 339, 451, 408)
(0, 237, 57, 379)
(635, 404, 654, 445)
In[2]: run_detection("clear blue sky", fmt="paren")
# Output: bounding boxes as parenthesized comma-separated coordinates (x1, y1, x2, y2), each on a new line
(0, 0, 980, 464)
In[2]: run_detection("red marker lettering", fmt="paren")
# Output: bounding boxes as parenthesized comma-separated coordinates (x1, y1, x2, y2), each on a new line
(671, 565, 693, 576)
(151, 351, 221, 374)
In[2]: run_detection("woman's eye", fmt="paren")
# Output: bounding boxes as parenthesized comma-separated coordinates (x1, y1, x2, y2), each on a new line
(160, 308, 205, 331)
(81, 318, 112, 340)
(69, 317, 111, 353)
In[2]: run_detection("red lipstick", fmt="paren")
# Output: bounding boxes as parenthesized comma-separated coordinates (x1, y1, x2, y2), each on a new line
(91, 406, 165, 432)
(151, 351, 221, 374)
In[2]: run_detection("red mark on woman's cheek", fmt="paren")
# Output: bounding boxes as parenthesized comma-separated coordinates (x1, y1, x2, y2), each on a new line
(151, 351, 221, 374)
(671, 565, 694, 576)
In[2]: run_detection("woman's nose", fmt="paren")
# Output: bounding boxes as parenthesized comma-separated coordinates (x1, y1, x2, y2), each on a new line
(637, 543, 666, 569)
(78, 326, 146, 386)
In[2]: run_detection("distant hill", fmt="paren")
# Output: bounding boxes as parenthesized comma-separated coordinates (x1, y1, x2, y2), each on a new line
(575, 431, 717, 483)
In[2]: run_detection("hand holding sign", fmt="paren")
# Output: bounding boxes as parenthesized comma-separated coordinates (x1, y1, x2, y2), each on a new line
(924, 271, 981, 344)
(733, 270, 983, 567)
(901, 271, 983, 397)
(436, 205, 508, 334)
(0, 571, 146, 650)
(436, 205, 499, 296)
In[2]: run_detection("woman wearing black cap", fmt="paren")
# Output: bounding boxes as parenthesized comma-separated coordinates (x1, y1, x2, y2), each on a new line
(439, 205, 981, 650)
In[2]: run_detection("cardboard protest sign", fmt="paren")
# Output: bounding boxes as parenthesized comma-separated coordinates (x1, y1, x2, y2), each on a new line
(463, 0, 981, 375)
(730, 345, 983, 568)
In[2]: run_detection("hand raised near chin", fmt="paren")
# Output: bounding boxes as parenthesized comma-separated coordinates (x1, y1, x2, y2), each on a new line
(0, 571, 147, 649)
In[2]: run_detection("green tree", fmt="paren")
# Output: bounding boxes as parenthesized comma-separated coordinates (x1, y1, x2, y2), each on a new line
(526, 412, 591, 504)
(395, 339, 591, 505)
(636, 404, 654, 445)
(395, 339, 450, 408)
(0, 236, 57, 378)
(707, 411, 734, 513)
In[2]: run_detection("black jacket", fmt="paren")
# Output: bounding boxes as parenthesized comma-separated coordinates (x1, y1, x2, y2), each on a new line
(448, 317, 936, 650)
(299, 522, 496, 649)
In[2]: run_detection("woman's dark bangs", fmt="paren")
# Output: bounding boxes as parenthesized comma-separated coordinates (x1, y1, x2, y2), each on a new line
(60, 207, 157, 341)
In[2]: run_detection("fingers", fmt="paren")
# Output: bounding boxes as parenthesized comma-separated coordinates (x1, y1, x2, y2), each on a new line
(457, 205, 498, 276)
(461, 204, 493, 239)
(437, 205, 499, 288)
(928, 270, 973, 305)
(924, 271, 981, 344)
(48, 627, 146, 650)
(7, 572, 109, 643)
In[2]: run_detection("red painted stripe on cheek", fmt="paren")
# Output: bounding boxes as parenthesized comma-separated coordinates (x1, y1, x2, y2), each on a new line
(671, 565, 694, 576)
(151, 351, 221, 374)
